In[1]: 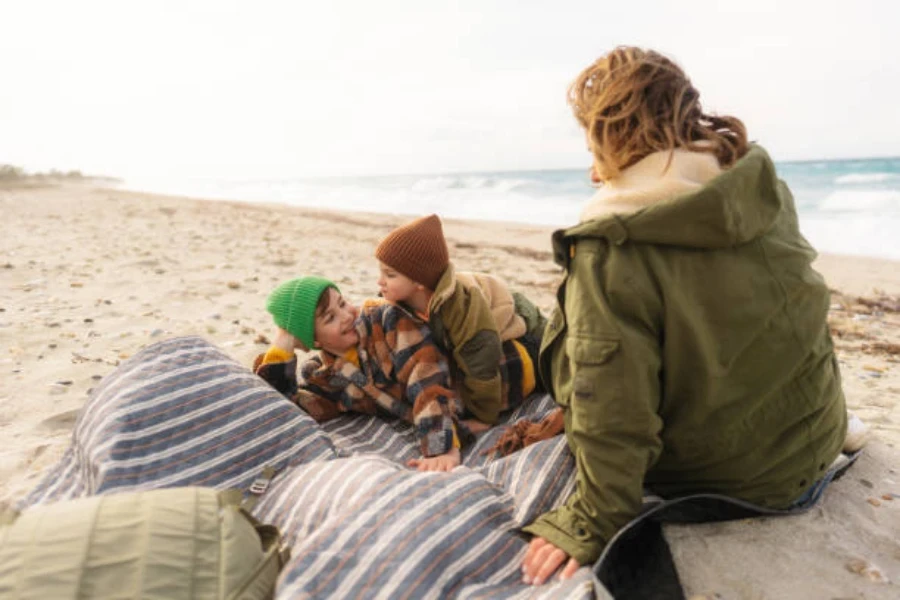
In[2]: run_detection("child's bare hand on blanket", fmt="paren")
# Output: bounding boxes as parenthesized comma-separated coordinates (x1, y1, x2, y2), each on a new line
(521, 536, 580, 585)
(407, 448, 461, 472)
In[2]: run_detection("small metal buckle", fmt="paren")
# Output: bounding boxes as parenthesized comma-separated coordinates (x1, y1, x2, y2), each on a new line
(249, 478, 269, 495)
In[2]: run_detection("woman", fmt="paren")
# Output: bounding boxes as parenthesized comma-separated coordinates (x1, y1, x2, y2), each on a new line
(520, 46, 848, 585)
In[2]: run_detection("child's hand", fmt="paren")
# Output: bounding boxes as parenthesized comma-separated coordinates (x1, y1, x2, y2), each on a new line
(272, 327, 302, 352)
(407, 447, 461, 472)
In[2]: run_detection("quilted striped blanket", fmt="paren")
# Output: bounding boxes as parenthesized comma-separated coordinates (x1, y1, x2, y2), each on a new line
(20, 336, 610, 599)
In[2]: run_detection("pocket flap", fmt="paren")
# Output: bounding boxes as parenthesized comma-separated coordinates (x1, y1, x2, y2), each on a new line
(565, 337, 619, 365)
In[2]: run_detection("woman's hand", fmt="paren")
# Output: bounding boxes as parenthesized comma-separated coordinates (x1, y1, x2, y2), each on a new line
(407, 447, 461, 472)
(521, 536, 580, 585)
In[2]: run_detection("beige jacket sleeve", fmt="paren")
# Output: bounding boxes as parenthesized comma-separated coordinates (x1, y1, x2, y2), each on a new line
(456, 272, 526, 342)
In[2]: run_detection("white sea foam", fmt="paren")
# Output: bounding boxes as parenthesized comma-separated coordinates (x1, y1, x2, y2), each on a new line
(818, 190, 900, 212)
(124, 159, 900, 260)
(834, 172, 899, 184)
(800, 215, 900, 260)
(125, 173, 585, 227)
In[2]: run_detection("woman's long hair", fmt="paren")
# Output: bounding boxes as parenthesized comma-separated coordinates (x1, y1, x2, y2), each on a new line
(569, 46, 749, 181)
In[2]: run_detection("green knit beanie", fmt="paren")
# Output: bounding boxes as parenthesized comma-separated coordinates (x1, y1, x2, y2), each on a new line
(266, 276, 338, 350)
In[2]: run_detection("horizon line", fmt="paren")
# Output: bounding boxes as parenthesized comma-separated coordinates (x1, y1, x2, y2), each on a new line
(5, 151, 900, 183)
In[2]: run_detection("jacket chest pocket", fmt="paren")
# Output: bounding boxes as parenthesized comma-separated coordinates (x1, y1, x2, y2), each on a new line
(565, 336, 621, 404)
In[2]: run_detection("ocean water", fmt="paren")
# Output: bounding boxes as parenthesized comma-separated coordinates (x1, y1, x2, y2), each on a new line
(126, 156, 900, 260)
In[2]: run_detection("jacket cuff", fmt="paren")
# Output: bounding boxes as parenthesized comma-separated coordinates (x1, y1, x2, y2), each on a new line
(521, 507, 605, 566)
(421, 427, 454, 457)
(261, 346, 294, 365)
(254, 354, 299, 397)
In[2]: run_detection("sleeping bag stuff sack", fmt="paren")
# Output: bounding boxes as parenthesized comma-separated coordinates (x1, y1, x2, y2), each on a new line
(0, 486, 288, 600)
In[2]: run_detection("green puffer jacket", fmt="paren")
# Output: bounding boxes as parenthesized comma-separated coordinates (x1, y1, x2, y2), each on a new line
(522, 145, 847, 566)
(427, 265, 545, 424)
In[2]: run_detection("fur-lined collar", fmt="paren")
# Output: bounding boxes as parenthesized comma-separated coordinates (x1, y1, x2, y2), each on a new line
(580, 149, 723, 223)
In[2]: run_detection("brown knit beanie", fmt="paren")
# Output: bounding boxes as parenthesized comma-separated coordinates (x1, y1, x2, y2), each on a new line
(375, 214, 449, 290)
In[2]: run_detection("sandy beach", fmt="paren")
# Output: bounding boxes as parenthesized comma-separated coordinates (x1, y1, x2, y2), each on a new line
(1, 182, 898, 597)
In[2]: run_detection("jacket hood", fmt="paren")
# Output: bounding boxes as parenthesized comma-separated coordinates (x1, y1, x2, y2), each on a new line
(565, 145, 783, 251)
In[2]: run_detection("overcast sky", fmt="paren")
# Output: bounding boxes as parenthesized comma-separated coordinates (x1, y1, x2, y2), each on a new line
(1, 0, 898, 179)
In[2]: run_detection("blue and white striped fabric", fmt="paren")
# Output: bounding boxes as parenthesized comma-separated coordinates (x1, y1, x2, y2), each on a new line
(20, 336, 610, 599)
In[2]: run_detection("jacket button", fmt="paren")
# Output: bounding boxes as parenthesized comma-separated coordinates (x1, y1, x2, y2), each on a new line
(819, 462, 826, 470)
(798, 479, 808, 487)
(576, 528, 587, 537)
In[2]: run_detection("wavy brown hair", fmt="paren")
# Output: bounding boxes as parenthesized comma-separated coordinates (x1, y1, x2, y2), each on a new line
(569, 46, 749, 181)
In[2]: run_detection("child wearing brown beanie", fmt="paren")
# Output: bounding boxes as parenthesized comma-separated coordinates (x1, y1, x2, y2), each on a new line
(375, 214, 547, 429)
(254, 276, 469, 472)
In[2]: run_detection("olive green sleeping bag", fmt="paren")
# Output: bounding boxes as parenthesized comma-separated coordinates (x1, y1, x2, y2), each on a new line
(0, 487, 287, 600)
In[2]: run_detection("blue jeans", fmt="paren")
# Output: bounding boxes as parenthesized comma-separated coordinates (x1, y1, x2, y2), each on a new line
(789, 459, 843, 509)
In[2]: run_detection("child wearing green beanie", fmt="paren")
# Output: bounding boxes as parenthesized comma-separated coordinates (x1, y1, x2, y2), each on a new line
(255, 276, 467, 471)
